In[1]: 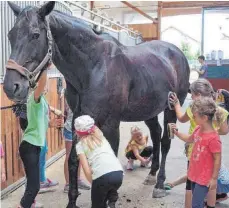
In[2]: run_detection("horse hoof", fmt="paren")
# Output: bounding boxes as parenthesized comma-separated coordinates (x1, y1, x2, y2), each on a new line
(66, 204, 80, 208)
(152, 188, 166, 198)
(143, 174, 157, 185)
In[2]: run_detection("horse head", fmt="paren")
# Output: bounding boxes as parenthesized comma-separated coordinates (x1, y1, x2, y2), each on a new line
(3, 1, 55, 103)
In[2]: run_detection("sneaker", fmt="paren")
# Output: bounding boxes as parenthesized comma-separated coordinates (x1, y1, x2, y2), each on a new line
(216, 193, 228, 203)
(140, 157, 151, 167)
(126, 159, 134, 170)
(39, 178, 59, 193)
(64, 180, 90, 193)
(31, 201, 44, 208)
(78, 179, 91, 190)
(64, 184, 69, 193)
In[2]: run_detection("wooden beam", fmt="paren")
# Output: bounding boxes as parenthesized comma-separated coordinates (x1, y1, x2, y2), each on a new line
(162, 1, 229, 9)
(90, 1, 94, 11)
(157, 1, 162, 40)
(162, 7, 202, 16)
(121, 1, 158, 23)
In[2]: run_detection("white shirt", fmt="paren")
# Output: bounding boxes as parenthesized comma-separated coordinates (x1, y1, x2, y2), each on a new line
(76, 137, 123, 180)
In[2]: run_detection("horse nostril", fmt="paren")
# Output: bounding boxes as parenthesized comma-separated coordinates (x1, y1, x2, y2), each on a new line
(13, 83, 21, 94)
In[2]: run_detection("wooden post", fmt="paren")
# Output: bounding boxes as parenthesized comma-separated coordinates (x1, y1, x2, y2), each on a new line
(90, 1, 94, 11)
(157, 1, 162, 40)
(121, 1, 158, 23)
(90, 1, 94, 20)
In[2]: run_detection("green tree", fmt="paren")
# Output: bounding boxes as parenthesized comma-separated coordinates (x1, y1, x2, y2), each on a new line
(193, 48, 201, 60)
(181, 41, 195, 60)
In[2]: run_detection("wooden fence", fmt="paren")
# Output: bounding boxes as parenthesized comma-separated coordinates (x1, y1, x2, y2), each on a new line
(1, 77, 65, 190)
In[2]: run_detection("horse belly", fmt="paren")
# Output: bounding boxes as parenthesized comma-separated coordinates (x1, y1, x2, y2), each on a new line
(120, 93, 168, 122)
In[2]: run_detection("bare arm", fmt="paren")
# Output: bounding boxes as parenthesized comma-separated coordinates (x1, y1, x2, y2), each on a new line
(170, 123, 192, 142)
(169, 93, 190, 123)
(174, 105, 190, 123)
(175, 131, 192, 143)
(48, 105, 64, 128)
(194, 68, 205, 75)
(34, 70, 47, 102)
(132, 145, 146, 163)
(212, 152, 221, 180)
(78, 154, 92, 184)
(209, 152, 221, 190)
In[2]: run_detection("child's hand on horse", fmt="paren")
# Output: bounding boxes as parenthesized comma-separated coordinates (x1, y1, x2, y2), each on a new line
(169, 93, 179, 106)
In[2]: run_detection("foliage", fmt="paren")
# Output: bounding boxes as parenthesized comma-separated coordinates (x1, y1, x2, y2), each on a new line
(181, 41, 200, 60)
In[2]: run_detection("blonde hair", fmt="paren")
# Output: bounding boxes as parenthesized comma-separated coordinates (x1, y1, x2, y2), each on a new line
(79, 126, 104, 151)
(190, 79, 215, 99)
(130, 126, 142, 135)
(191, 97, 224, 125)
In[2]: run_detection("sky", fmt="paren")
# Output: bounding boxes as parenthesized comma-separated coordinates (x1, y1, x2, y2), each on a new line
(125, 10, 229, 59)
(161, 12, 229, 59)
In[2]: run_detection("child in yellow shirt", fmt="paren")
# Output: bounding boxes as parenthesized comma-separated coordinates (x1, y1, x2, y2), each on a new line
(125, 126, 153, 170)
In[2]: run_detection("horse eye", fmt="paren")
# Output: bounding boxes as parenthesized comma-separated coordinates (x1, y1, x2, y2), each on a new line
(32, 32, 40, 40)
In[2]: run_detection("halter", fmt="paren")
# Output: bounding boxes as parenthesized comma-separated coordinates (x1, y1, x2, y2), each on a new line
(6, 17, 53, 89)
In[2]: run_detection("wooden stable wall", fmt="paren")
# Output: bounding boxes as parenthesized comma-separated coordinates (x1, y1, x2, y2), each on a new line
(128, 23, 159, 41)
(0, 78, 65, 190)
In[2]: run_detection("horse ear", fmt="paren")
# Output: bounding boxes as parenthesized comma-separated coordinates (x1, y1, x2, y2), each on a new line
(8, 2, 22, 16)
(38, 1, 55, 19)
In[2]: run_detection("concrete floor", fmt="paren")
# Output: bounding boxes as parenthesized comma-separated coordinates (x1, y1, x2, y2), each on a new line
(1, 73, 229, 208)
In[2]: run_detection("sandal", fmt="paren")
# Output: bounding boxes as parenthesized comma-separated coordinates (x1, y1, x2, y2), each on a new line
(164, 183, 174, 190)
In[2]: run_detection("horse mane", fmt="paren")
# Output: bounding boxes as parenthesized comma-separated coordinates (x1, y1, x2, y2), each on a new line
(52, 10, 92, 29)
(52, 10, 123, 47)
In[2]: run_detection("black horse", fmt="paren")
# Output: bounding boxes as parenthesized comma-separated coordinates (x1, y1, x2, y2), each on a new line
(3, 2, 190, 207)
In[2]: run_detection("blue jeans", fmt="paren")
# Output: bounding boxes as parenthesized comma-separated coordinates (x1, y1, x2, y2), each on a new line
(63, 128, 73, 141)
(39, 139, 48, 183)
(191, 182, 209, 208)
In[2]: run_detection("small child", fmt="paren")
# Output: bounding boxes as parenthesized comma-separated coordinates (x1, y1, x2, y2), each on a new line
(171, 97, 223, 208)
(75, 115, 123, 208)
(18, 70, 49, 208)
(216, 164, 229, 202)
(167, 79, 229, 208)
(0, 141, 6, 183)
(125, 126, 153, 170)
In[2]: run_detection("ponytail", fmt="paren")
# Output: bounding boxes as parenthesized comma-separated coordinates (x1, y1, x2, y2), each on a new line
(191, 97, 223, 126)
(213, 107, 226, 127)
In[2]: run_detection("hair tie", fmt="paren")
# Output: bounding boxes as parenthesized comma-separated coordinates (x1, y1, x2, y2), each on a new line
(75, 125, 96, 137)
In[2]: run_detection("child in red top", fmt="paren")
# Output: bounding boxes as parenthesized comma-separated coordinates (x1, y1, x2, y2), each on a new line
(171, 97, 222, 208)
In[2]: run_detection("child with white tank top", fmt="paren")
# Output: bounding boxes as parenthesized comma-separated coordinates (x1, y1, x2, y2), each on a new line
(75, 115, 123, 208)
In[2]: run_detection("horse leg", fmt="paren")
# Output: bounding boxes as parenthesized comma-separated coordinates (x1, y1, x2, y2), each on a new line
(65, 82, 80, 208)
(143, 116, 162, 185)
(152, 108, 176, 198)
(67, 136, 80, 208)
(66, 105, 80, 208)
(100, 120, 120, 156)
(153, 91, 187, 198)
